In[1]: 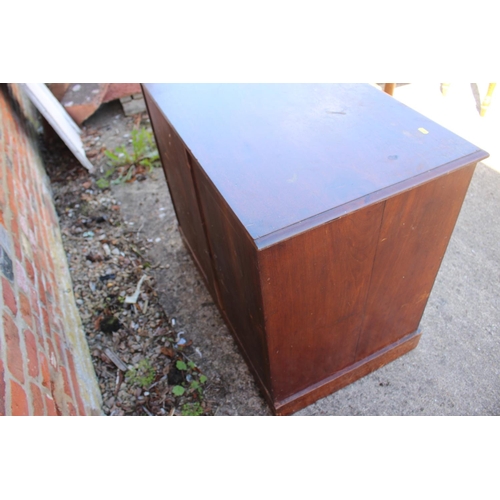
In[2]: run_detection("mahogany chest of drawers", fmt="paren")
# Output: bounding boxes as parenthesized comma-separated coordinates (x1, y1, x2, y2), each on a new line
(143, 84, 488, 415)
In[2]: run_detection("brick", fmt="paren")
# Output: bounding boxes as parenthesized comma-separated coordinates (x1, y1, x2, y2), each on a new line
(0, 358, 5, 415)
(66, 349, 86, 416)
(33, 315, 43, 345)
(38, 276, 47, 307)
(46, 337, 58, 369)
(3, 312, 24, 384)
(29, 285, 40, 319)
(120, 94, 146, 116)
(49, 379, 63, 416)
(18, 291, 32, 328)
(20, 232, 32, 261)
(41, 305, 50, 334)
(28, 201, 37, 226)
(0, 179, 6, 218)
(6, 166, 16, 214)
(10, 380, 29, 416)
(19, 191, 29, 217)
(18, 211, 29, 236)
(3, 121, 12, 149)
(2, 276, 17, 315)
(34, 190, 43, 220)
(19, 154, 29, 186)
(30, 383, 44, 415)
(44, 393, 58, 416)
(39, 351, 50, 389)
(33, 251, 43, 278)
(60, 365, 72, 398)
(13, 237, 22, 261)
(53, 316, 63, 335)
(47, 301, 56, 323)
(15, 260, 28, 293)
(24, 329, 39, 378)
(11, 123, 19, 147)
(45, 279, 54, 304)
(39, 223, 49, 258)
(24, 257, 35, 284)
(9, 209, 19, 238)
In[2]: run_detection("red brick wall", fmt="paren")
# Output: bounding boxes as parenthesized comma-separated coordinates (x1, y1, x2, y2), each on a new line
(0, 84, 102, 415)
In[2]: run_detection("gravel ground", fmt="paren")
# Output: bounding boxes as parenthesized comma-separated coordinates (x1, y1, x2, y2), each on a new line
(44, 100, 270, 416)
(43, 104, 225, 416)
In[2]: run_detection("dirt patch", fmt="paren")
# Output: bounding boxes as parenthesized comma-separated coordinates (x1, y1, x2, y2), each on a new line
(43, 100, 270, 415)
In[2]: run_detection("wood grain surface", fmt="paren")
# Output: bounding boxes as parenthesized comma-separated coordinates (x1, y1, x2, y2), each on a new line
(356, 163, 477, 360)
(143, 84, 486, 240)
(259, 203, 384, 401)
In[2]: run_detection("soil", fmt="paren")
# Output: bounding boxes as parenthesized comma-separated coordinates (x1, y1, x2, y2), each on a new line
(43, 100, 270, 416)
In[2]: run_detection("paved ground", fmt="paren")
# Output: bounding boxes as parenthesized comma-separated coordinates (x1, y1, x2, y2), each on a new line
(108, 84, 499, 415)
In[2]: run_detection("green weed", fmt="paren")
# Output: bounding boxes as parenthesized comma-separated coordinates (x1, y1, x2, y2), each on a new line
(98, 127, 160, 189)
(172, 385, 185, 396)
(125, 359, 156, 388)
(181, 402, 203, 416)
(171, 358, 208, 403)
(96, 178, 110, 189)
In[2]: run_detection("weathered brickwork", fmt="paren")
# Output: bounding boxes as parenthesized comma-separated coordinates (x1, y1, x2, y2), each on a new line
(0, 84, 102, 415)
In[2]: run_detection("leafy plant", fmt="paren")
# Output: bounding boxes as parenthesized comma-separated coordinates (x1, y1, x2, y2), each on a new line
(181, 402, 203, 416)
(96, 178, 110, 189)
(125, 359, 156, 388)
(176, 360, 187, 371)
(170, 358, 208, 401)
(97, 127, 160, 189)
(191, 372, 208, 397)
(172, 385, 185, 396)
(106, 128, 159, 169)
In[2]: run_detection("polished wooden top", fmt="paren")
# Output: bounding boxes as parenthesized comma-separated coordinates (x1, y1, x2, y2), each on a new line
(144, 84, 488, 245)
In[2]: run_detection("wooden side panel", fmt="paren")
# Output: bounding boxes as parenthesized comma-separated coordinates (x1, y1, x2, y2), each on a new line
(276, 330, 421, 415)
(192, 163, 271, 392)
(144, 89, 218, 300)
(259, 203, 385, 401)
(356, 163, 477, 360)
